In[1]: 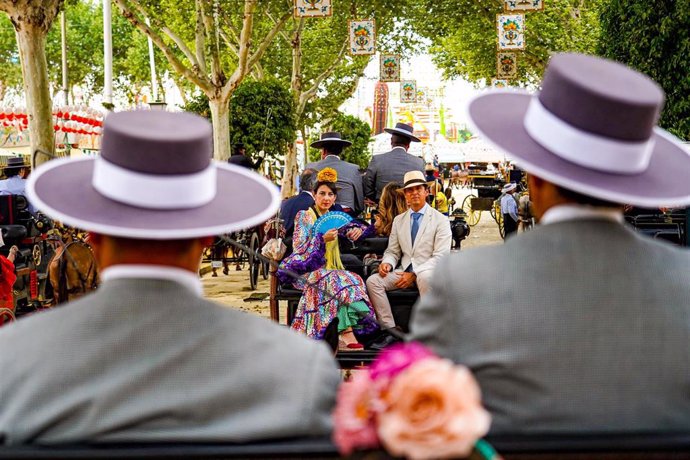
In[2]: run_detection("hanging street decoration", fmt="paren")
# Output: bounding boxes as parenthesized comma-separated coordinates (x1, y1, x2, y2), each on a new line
(379, 54, 401, 82)
(497, 14, 525, 50)
(491, 79, 509, 88)
(416, 87, 429, 104)
(400, 80, 417, 103)
(496, 52, 518, 79)
(349, 20, 376, 55)
(294, 0, 332, 18)
(504, 0, 544, 12)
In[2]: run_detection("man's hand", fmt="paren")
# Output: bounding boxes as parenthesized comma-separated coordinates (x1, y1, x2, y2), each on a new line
(394, 272, 416, 289)
(323, 228, 338, 242)
(364, 198, 377, 207)
(378, 262, 392, 277)
(346, 228, 363, 241)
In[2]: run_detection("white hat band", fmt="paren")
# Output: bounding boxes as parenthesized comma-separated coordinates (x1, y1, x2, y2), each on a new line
(92, 156, 217, 209)
(523, 98, 654, 175)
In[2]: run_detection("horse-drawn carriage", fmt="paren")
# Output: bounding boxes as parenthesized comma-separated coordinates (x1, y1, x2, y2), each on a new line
(0, 194, 98, 325)
(202, 224, 270, 290)
(461, 171, 505, 226)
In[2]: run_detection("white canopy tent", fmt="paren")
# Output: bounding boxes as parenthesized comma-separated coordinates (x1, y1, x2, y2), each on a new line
(455, 138, 510, 164)
(369, 132, 424, 158)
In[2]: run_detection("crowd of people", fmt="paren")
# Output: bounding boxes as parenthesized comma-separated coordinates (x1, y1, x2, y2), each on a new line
(1, 52, 690, 448)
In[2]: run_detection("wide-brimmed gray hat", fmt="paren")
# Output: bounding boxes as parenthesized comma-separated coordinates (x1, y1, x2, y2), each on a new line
(310, 132, 352, 149)
(3, 156, 29, 170)
(384, 122, 421, 143)
(467, 53, 690, 207)
(27, 110, 280, 239)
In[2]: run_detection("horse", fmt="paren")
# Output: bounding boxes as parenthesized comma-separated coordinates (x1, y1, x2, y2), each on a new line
(48, 240, 99, 305)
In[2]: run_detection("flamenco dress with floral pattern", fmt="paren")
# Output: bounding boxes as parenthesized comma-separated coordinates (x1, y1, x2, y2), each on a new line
(277, 208, 378, 340)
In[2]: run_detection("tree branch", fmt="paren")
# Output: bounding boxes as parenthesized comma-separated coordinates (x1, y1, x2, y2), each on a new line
(113, 0, 212, 93)
(247, 10, 291, 70)
(297, 37, 348, 116)
(200, 0, 223, 85)
(267, 11, 291, 44)
(194, 0, 207, 75)
(223, 0, 257, 99)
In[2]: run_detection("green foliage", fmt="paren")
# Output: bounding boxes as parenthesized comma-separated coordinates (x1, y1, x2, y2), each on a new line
(412, 0, 605, 85)
(308, 113, 372, 169)
(229, 79, 296, 158)
(185, 79, 296, 159)
(599, 0, 690, 140)
(0, 15, 22, 98)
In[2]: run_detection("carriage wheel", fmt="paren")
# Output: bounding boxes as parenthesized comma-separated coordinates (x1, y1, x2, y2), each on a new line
(248, 232, 260, 291)
(261, 258, 269, 280)
(461, 195, 481, 226)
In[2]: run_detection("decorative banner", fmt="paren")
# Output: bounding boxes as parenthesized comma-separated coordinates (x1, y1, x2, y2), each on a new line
(492, 79, 509, 88)
(349, 20, 376, 55)
(400, 80, 417, 103)
(416, 87, 429, 104)
(504, 0, 544, 12)
(497, 14, 525, 50)
(496, 52, 518, 79)
(379, 54, 401, 82)
(294, 0, 332, 17)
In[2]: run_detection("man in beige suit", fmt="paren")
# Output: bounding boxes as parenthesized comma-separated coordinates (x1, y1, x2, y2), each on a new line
(366, 170, 451, 347)
(0, 111, 340, 444)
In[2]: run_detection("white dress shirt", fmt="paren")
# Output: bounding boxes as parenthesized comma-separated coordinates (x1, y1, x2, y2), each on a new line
(101, 264, 203, 296)
(541, 204, 624, 225)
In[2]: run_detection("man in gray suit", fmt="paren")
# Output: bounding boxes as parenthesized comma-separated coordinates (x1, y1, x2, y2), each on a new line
(411, 53, 690, 433)
(364, 122, 425, 202)
(306, 132, 363, 217)
(0, 110, 340, 444)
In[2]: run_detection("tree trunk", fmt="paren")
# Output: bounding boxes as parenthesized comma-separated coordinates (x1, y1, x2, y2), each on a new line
(281, 142, 299, 198)
(15, 22, 55, 166)
(208, 96, 231, 161)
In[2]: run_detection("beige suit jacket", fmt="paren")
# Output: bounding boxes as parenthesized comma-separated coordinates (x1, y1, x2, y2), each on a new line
(381, 206, 452, 276)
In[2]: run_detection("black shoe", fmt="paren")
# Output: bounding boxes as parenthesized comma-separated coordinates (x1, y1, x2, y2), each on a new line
(369, 333, 402, 351)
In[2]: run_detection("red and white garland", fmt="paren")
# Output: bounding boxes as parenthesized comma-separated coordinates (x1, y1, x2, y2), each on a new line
(0, 106, 105, 136)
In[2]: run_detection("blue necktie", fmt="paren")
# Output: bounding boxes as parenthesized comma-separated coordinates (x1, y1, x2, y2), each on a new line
(411, 212, 422, 245)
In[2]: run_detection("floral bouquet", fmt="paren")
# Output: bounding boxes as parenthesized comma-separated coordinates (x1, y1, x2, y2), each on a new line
(333, 342, 497, 460)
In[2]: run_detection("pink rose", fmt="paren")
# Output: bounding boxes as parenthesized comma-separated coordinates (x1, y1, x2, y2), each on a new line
(332, 370, 380, 455)
(369, 342, 435, 383)
(377, 359, 491, 460)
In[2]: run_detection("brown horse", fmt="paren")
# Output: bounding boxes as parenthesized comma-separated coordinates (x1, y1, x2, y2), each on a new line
(48, 241, 99, 304)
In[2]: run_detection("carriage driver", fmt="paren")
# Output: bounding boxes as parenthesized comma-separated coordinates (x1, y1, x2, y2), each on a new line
(0, 110, 340, 444)
(0, 156, 36, 214)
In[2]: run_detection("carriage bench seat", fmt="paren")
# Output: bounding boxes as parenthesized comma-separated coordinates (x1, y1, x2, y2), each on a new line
(276, 283, 418, 332)
(0, 224, 27, 242)
(3, 432, 690, 459)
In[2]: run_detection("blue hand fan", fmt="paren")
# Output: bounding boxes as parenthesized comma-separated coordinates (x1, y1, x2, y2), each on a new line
(312, 211, 353, 235)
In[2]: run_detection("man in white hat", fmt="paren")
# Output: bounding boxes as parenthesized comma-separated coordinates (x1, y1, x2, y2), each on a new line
(499, 182, 519, 238)
(366, 170, 451, 349)
(0, 111, 340, 444)
(411, 53, 690, 433)
(363, 122, 425, 202)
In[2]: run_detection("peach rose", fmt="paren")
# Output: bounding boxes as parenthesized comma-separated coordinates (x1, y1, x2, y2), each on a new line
(377, 359, 491, 460)
(332, 370, 380, 455)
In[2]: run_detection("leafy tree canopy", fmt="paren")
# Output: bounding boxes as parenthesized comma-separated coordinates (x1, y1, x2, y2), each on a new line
(184, 78, 296, 159)
(412, 0, 604, 85)
(599, 0, 690, 140)
(308, 112, 371, 169)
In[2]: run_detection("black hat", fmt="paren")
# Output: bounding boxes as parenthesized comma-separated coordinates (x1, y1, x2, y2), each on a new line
(384, 122, 421, 143)
(3, 156, 29, 170)
(311, 132, 352, 149)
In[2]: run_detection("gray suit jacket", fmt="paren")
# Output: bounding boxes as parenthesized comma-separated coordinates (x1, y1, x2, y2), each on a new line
(382, 206, 452, 276)
(411, 219, 690, 433)
(364, 147, 425, 201)
(0, 278, 340, 444)
(306, 156, 363, 215)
